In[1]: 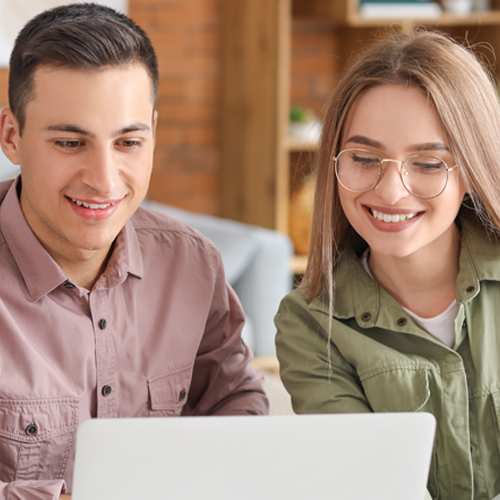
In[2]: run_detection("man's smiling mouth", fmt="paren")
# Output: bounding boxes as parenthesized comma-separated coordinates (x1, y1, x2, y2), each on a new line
(70, 198, 117, 210)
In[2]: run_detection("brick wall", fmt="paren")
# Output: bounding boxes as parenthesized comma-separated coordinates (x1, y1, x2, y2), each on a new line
(130, 0, 223, 214)
(0, 2, 340, 217)
(291, 19, 339, 117)
(0, 0, 225, 215)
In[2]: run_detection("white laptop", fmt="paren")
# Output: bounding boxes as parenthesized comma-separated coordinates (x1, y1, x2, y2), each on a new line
(71, 413, 435, 500)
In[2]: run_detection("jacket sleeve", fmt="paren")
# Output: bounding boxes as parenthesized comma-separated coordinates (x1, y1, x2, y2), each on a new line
(0, 479, 65, 500)
(181, 250, 269, 416)
(275, 291, 372, 414)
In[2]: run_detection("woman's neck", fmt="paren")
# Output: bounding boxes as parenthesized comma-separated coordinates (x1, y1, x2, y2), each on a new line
(367, 224, 461, 318)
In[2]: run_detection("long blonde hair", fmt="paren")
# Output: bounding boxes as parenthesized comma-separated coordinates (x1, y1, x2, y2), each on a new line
(302, 30, 500, 307)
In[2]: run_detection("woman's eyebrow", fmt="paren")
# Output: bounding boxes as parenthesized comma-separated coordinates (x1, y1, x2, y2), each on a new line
(345, 135, 450, 153)
(345, 135, 383, 149)
(408, 142, 450, 153)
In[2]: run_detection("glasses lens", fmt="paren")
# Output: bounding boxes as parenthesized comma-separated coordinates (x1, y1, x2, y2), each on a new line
(336, 149, 381, 192)
(402, 155, 448, 198)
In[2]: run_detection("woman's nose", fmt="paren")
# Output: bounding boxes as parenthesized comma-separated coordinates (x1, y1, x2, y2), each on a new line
(373, 160, 410, 204)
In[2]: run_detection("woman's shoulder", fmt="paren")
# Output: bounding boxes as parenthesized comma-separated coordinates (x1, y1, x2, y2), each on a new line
(460, 219, 500, 283)
(278, 286, 312, 313)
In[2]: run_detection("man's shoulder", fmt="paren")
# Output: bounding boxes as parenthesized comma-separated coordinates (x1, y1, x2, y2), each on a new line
(0, 179, 16, 245)
(0, 179, 14, 205)
(130, 205, 218, 256)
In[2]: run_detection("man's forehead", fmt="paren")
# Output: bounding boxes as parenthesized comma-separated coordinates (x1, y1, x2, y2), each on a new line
(29, 63, 156, 106)
(23, 63, 156, 132)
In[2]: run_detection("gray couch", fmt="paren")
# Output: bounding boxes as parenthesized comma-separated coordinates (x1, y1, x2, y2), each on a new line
(142, 201, 293, 356)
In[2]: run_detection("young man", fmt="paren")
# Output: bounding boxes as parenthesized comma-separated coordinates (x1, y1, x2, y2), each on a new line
(0, 3, 268, 499)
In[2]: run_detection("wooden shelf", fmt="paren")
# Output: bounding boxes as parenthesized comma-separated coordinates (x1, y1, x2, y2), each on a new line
(291, 254, 308, 275)
(222, 0, 500, 264)
(252, 355, 280, 375)
(347, 10, 500, 27)
(285, 136, 319, 152)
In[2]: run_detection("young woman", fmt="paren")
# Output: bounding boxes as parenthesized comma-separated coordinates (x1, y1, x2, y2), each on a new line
(275, 31, 500, 500)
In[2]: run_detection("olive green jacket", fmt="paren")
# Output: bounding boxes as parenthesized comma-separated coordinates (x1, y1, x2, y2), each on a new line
(276, 221, 500, 500)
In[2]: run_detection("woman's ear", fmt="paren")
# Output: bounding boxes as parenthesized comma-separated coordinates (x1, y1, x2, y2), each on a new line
(0, 108, 21, 165)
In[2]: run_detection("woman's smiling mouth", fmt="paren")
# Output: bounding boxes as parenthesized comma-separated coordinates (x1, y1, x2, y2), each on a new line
(370, 209, 420, 223)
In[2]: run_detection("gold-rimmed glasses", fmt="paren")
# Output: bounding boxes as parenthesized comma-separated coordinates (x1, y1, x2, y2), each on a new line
(334, 148, 458, 199)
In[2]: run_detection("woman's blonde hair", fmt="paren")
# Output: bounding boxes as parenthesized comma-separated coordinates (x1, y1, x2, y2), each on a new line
(302, 29, 500, 304)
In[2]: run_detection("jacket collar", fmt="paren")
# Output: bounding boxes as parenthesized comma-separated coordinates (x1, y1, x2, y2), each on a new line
(0, 177, 143, 301)
(309, 219, 500, 323)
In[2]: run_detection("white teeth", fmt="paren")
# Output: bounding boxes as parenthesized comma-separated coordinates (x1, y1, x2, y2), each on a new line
(372, 209, 418, 223)
(70, 198, 114, 209)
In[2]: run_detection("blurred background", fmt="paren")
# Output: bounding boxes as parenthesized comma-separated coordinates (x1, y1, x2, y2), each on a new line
(2, 0, 499, 273)
(0, 0, 498, 412)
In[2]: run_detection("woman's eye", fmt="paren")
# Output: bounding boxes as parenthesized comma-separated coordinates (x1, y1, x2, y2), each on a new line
(352, 154, 379, 168)
(412, 161, 444, 172)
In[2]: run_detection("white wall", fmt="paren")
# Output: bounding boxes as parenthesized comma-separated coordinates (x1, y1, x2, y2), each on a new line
(0, 0, 129, 67)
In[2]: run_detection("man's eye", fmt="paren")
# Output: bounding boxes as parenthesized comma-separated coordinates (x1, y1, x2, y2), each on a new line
(56, 140, 81, 149)
(120, 140, 143, 148)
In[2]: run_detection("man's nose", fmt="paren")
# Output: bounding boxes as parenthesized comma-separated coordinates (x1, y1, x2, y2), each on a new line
(80, 147, 118, 196)
(373, 160, 410, 204)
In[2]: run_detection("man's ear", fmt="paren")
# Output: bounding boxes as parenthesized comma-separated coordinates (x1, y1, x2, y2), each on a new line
(0, 108, 21, 165)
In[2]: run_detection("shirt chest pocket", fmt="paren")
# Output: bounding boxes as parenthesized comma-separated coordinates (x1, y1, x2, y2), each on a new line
(148, 364, 193, 417)
(0, 398, 79, 483)
(360, 368, 438, 499)
(489, 391, 500, 456)
(359, 368, 431, 413)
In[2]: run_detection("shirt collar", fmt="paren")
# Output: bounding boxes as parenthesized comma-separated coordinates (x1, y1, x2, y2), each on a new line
(93, 216, 144, 290)
(0, 177, 144, 300)
(0, 177, 67, 301)
(309, 219, 500, 323)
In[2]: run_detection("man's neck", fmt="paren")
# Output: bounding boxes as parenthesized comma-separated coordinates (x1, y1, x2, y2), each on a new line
(49, 245, 113, 290)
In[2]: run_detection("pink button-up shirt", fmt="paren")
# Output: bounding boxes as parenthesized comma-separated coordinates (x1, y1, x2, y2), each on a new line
(0, 179, 268, 499)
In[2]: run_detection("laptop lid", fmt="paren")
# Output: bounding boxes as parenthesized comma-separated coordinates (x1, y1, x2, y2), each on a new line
(71, 413, 435, 500)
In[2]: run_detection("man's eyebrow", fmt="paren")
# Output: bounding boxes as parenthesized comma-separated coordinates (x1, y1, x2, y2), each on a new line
(113, 123, 151, 136)
(45, 124, 96, 138)
(44, 123, 151, 138)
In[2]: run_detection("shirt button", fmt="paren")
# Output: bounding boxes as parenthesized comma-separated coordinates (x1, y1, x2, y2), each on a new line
(99, 319, 107, 330)
(64, 283, 75, 289)
(466, 285, 475, 294)
(397, 317, 407, 327)
(102, 385, 112, 396)
(25, 424, 38, 436)
(179, 389, 187, 402)
(361, 312, 372, 322)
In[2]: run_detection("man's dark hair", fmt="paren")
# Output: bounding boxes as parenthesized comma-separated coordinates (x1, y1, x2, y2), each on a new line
(8, 2, 159, 134)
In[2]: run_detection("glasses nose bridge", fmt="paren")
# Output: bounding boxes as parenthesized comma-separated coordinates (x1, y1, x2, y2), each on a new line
(380, 157, 404, 170)
(376, 157, 410, 195)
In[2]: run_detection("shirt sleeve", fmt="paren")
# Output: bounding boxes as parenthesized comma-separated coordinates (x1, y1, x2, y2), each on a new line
(275, 292, 372, 414)
(182, 251, 269, 416)
(0, 479, 65, 500)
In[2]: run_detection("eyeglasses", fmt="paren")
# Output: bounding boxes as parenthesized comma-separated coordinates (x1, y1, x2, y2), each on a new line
(334, 148, 458, 199)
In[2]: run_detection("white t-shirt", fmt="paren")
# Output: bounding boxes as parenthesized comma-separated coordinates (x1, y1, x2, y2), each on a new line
(360, 249, 457, 348)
